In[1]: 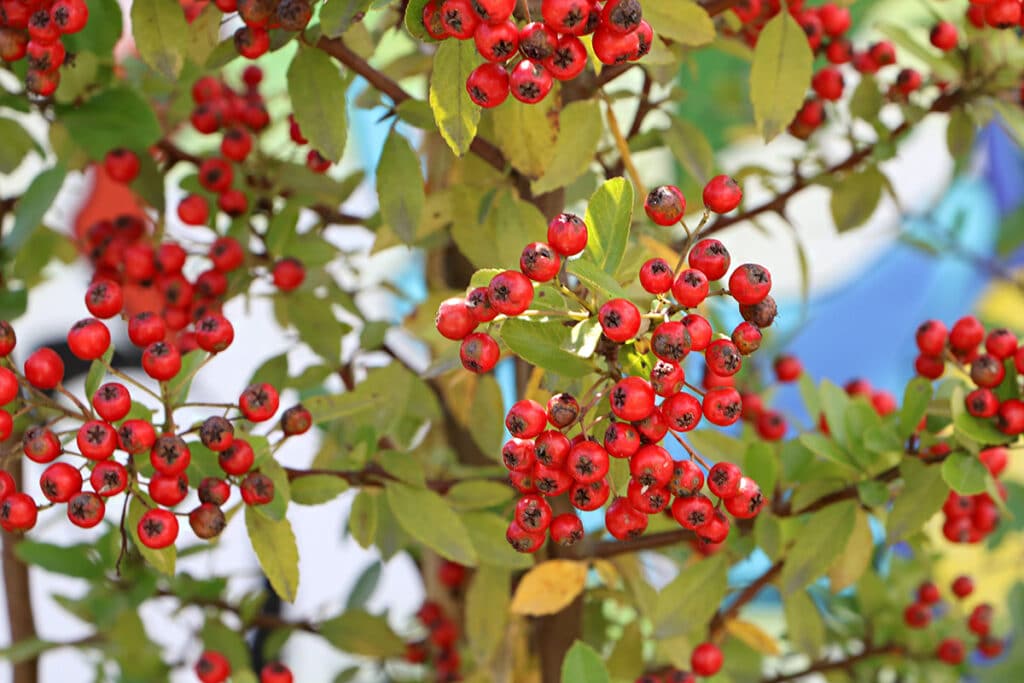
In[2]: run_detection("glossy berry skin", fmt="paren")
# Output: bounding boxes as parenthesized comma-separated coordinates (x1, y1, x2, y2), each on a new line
(603, 422, 641, 458)
(241, 471, 276, 505)
(460, 332, 500, 373)
(506, 520, 546, 553)
(566, 441, 610, 484)
(272, 257, 306, 291)
(66, 491, 104, 529)
(520, 242, 561, 282)
(0, 493, 37, 532)
(436, 298, 478, 340)
(629, 444, 673, 488)
(639, 258, 673, 294)
(195, 651, 232, 683)
(681, 314, 712, 352)
(104, 149, 140, 183)
(728, 263, 772, 305)
(707, 461, 742, 499)
(219, 439, 256, 475)
(515, 494, 553, 532)
(547, 392, 580, 428)
(260, 663, 294, 683)
(651, 321, 692, 364)
(506, 399, 548, 439)
(903, 602, 930, 629)
(240, 383, 280, 422)
(645, 186, 686, 226)
(702, 386, 743, 427)
(466, 63, 509, 108)
(547, 212, 588, 256)
(672, 493, 714, 530)
(599, 299, 641, 342)
(724, 477, 765, 519)
(509, 59, 553, 104)
(549, 513, 584, 546)
(77, 421, 118, 460)
(703, 175, 742, 213)
(544, 35, 588, 80)
(40, 462, 82, 503)
(605, 497, 648, 540)
(690, 643, 723, 677)
(672, 269, 709, 308)
(90, 461, 128, 497)
(474, 21, 518, 62)
(488, 270, 533, 316)
(930, 21, 958, 51)
(609, 376, 655, 422)
(661, 391, 702, 432)
(142, 342, 181, 381)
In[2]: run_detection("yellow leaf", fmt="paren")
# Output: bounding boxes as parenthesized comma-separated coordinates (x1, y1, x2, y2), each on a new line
(725, 619, 781, 656)
(509, 559, 587, 616)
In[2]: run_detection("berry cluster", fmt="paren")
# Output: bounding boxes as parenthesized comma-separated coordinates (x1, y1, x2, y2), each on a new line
(195, 651, 294, 683)
(915, 316, 1024, 436)
(940, 446, 1006, 544)
(0, 306, 312, 547)
(903, 578, 1005, 664)
(424, 0, 653, 108)
(199, 0, 313, 60)
(436, 176, 776, 552)
(966, 0, 1024, 30)
(407, 601, 463, 682)
(0, 0, 88, 96)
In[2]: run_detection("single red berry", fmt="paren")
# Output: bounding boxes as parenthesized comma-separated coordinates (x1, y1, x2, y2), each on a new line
(549, 513, 584, 546)
(241, 471, 275, 505)
(703, 175, 742, 213)
(460, 332, 500, 373)
(605, 497, 648, 540)
(690, 643, 723, 677)
(547, 212, 588, 256)
(142, 341, 181, 381)
(40, 462, 82, 503)
(0, 492, 37, 532)
(903, 602, 931, 629)
(599, 298, 641, 342)
(190, 503, 227, 540)
(644, 186, 686, 226)
(488, 270, 534, 316)
(509, 59, 553, 104)
(66, 491, 104, 529)
(272, 257, 306, 291)
(24, 347, 64, 389)
(519, 242, 561, 282)
(651, 321, 692, 364)
(466, 62, 509, 108)
(195, 651, 231, 683)
(240, 383, 280, 422)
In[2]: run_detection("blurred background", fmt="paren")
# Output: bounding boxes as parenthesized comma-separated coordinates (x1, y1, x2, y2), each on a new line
(3, 0, 1024, 681)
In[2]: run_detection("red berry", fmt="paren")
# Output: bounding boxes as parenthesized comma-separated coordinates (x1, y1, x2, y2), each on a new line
(24, 347, 64, 389)
(460, 332, 500, 373)
(599, 298, 641, 342)
(466, 62, 509, 108)
(703, 175, 742, 213)
(519, 242, 561, 282)
(645, 185, 686, 226)
(605, 497, 648, 540)
(272, 257, 305, 291)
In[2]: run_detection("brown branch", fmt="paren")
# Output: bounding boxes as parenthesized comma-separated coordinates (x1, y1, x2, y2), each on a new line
(761, 644, 908, 683)
(709, 560, 783, 638)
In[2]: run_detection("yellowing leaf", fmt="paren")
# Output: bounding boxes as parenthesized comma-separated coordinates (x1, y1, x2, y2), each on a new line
(828, 507, 874, 593)
(725, 619, 781, 656)
(749, 10, 814, 141)
(430, 39, 481, 156)
(509, 560, 587, 616)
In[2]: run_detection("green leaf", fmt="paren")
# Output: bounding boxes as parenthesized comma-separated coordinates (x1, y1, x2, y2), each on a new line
(900, 377, 932, 437)
(749, 10, 814, 141)
(566, 258, 631, 301)
(0, 118, 38, 173)
(643, 0, 716, 47)
(446, 480, 515, 510)
(531, 101, 602, 195)
(59, 88, 162, 159)
(5, 165, 66, 253)
(84, 346, 114, 399)
(501, 318, 595, 378)
(429, 39, 481, 156)
(652, 554, 728, 637)
(245, 507, 300, 602)
(322, 0, 373, 38)
(386, 483, 478, 565)
(290, 475, 350, 505)
(288, 45, 349, 162)
(783, 591, 825, 656)
(583, 178, 635, 275)
(348, 490, 378, 549)
(377, 129, 425, 244)
(466, 565, 510, 667)
(941, 454, 989, 495)
(491, 96, 558, 177)
(561, 641, 610, 683)
(886, 458, 948, 543)
(829, 167, 885, 233)
(128, 495, 176, 575)
(779, 501, 857, 595)
(131, 0, 188, 78)
(462, 512, 535, 569)
(663, 115, 715, 186)
(320, 610, 406, 658)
